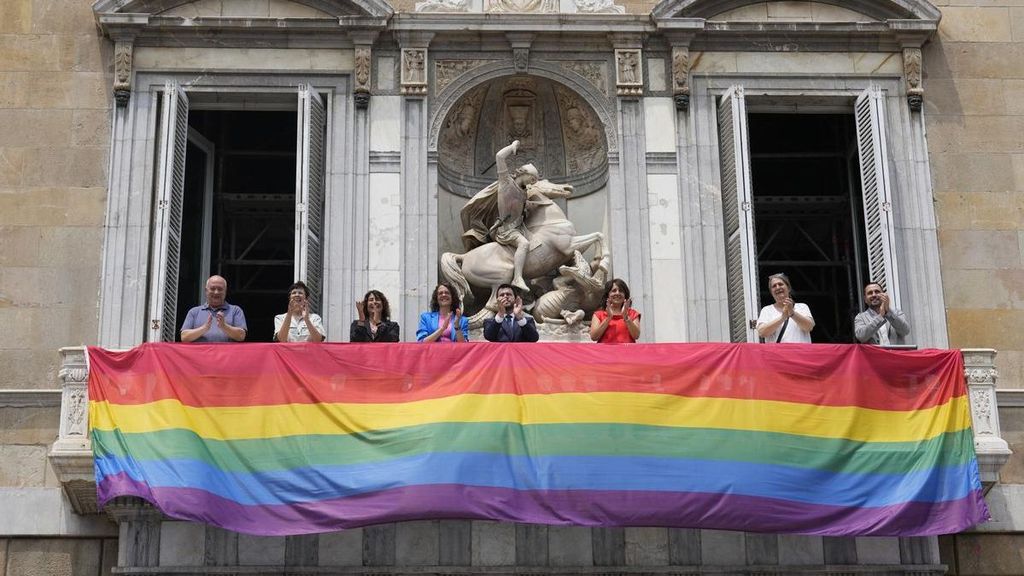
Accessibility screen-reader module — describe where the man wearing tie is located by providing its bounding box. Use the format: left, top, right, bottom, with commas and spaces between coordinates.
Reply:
483, 283, 540, 343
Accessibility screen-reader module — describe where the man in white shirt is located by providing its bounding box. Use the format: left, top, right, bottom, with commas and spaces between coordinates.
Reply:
854, 282, 910, 345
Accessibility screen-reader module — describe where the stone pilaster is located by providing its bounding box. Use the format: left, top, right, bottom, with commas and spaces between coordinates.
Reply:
398, 33, 435, 337
48, 346, 98, 514
963, 348, 1013, 487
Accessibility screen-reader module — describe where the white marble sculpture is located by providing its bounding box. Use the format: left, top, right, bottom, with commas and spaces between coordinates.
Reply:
441, 151, 609, 329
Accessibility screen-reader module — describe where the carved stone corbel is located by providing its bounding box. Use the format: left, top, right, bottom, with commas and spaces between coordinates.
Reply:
671, 46, 690, 110
401, 48, 428, 95
113, 40, 134, 107
506, 33, 534, 75
903, 47, 923, 111
354, 46, 372, 109
614, 48, 643, 97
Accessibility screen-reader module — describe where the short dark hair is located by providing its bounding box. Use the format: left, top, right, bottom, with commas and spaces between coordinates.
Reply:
600, 278, 631, 310
496, 283, 517, 296
288, 281, 309, 298
362, 289, 391, 321
864, 281, 884, 293
430, 282, 462, 312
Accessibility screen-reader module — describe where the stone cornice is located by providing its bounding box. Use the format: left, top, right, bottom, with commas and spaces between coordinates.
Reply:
391, 12, 652, 34
0, 389, 62, 408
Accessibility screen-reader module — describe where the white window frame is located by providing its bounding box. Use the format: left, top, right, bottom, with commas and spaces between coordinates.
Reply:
98, 74, 350, 347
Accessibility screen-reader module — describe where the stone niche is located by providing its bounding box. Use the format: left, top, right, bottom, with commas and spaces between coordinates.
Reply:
436, 75, 610, 301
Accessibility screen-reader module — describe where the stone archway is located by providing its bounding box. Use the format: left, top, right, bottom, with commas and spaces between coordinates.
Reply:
436, 75, 609, 200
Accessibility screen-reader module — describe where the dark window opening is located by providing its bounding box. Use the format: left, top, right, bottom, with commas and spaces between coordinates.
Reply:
177, 110, 297, 342
747, 113, 870, 343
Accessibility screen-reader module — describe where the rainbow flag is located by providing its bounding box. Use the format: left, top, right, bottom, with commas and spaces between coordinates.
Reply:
89, 342, 988, 536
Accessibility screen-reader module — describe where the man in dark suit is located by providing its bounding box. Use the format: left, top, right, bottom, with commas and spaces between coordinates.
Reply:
483, 283, 540, 343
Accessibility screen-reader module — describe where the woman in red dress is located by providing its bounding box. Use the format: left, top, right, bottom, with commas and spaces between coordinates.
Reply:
589, 278, 641, 343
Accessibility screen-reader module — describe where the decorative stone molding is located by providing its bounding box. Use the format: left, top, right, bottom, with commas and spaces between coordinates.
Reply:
671, 46, 690, 110
575, 0, 625, 14
0, 389, 61, 407
113, 40, 133, 107
614, 49, 643, 96
49, 346, 100, 514
963, 348, 1012, 488
561, 61, 609, 96
902, 47, 923, 111
506, 33, 534, 74
416, 0, 469, 12
401, 48, 428, 95
486, 0, 557, 12
354, 46, 372, 108
436, 59, 491, 94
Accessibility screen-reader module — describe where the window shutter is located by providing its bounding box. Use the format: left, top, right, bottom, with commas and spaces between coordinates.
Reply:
718, 86, 760, 343
147, 82, 189, 342
295, 85, 327, 314
855, 86, 902, 309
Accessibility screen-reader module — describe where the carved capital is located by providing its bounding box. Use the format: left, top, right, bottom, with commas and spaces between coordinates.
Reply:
113, 41, 133, 107
903, 47, 923, 111
401, 48, 428, 95
614, 49, 643, 97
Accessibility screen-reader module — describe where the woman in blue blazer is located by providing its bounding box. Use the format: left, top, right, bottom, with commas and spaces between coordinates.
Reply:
417, 282, 470, 342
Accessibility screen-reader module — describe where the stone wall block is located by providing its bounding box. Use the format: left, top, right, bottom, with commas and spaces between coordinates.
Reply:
471, 521, 515, 566
777, 535, 823, 565
938, 7, 1013, 43
318, 529, 362, 566
0, 444, 47, 486
158, 522, 204, 567
395, 520, 438, 565
699, 530, 744, 566
0, 350, 58, 390
0, 0, 31, 34
951, 534, 1024, 575
7, 538, 102, 576
0, 35, 63, 72
0, 110, 73, 147
0, 405, 58, 445
624, 527, 669, 565
438, 520, 471, 565
0, 148, 27, 187
238, 534, 286, 566
547, 526, 592, 566
938, 230, 1022, 270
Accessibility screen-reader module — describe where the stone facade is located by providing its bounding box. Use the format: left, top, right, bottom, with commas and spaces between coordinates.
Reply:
0, 0, 1023, 575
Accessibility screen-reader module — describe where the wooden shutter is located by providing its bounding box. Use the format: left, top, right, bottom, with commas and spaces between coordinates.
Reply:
855, 86, 902, 309
718, 86, 759, 343
295, 85, 327, 313
147, 82, 189, 342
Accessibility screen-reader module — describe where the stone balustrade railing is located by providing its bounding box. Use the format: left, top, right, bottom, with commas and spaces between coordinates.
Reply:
48, 345, 1014, 515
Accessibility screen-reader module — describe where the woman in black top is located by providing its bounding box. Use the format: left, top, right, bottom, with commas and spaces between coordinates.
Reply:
350, 290, 400, 342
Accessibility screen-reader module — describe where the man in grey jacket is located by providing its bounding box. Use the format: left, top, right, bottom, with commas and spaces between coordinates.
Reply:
854, 282, 910, 345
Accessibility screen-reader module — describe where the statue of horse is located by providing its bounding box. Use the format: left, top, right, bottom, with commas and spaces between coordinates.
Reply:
440, 179, 607, 325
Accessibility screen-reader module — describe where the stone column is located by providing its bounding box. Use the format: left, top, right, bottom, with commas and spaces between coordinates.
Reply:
399, 33, 435, 337
963, 348, 1013, 485
608, 35, 653, 338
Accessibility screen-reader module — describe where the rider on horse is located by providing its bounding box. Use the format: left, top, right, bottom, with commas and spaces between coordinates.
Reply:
461, 140, 538, 292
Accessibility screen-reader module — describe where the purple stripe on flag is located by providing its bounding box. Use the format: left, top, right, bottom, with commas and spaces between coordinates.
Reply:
98, 473, 989, 537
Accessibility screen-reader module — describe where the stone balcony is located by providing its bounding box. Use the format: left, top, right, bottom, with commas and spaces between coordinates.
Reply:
45, 345, 1014, 575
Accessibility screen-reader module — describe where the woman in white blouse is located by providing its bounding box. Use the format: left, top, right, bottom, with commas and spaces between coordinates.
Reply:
755, 273, 815, 343
273, 281, 325, 342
